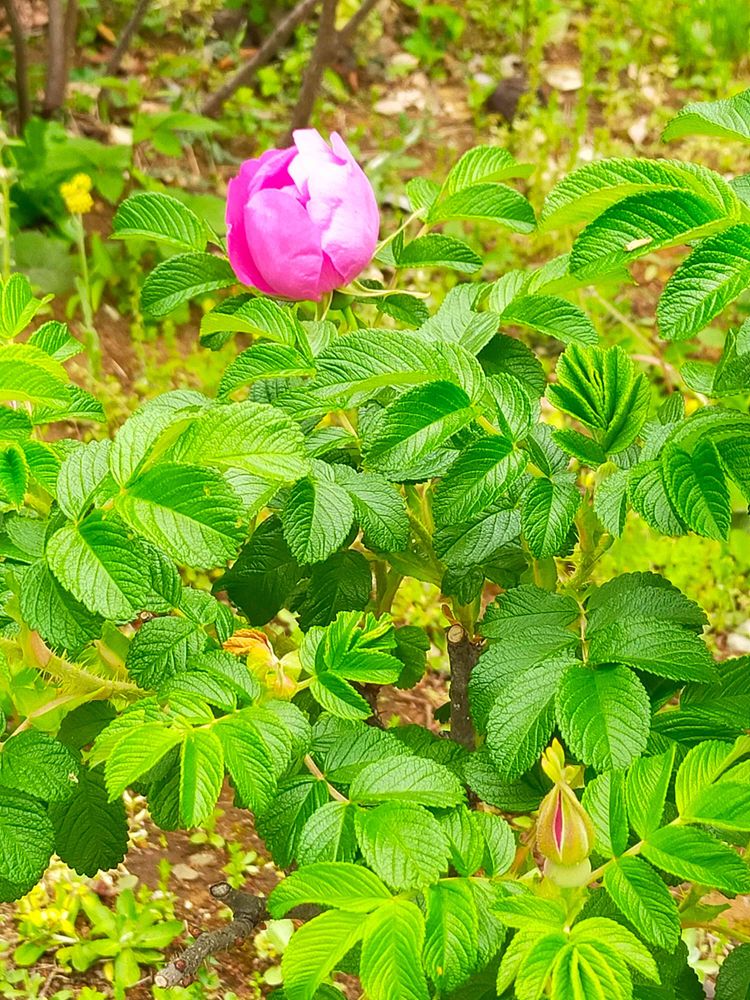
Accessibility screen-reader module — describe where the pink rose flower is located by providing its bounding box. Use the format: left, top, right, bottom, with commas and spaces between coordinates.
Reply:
225, 130, 380, 301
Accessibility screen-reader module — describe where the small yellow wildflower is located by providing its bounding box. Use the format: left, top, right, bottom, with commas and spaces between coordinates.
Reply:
60, 173, 94, 215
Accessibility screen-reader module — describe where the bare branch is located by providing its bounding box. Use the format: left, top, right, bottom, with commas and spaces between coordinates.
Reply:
285, 0, 338, 140
104, 0, 151, 75
1, 0, 31, 130
447, 624, 482, 750
337, 0, 381, 45
201, 0, 319, 119
43, 0, 77, 116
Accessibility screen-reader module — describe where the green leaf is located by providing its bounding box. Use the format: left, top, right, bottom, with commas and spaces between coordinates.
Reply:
356, 801, 450, 890
0, 274, 51, 338
0, 730, 79, 802
570, 189, 732, 279
553, 941, 632, 1000
486, 657, 569, 779
663, 90, 750, 143
432, 436, 525, 526
110, 389, 209, 487
488, 372, 536, 441
116, 462, 244, 567
395, 235, 482, 273
0, 788, 55, 900
104, 723, 183, 799
360, 898, 430, 1000
0, 442, 28, 506
283, 470, 355, 564
332, 467, 409, 552
481, 585, 579, 640
684, 783, 750, 832
587, 572, 707, 633
215, 715, 275, 813
311, 673, 371, 720
296, 801, 357, 864
603, 856, 680, 950
556, 664, 651, 771
629, 460, 686, 536
587, 618, 717, 683
178, 729, 224, 826
547, 345, 650, 454
113, 192, 209, 251
626, 748, 676, 839
674, 737, 750, 815
522, 474, 580, 558
442, 146, 532, 194
581, 771, 628, 857
173, 399, 310, 483
19, 560, 103, 655
140, 252, 236, 317
47, 511, 153, 620
296, 550, 373, 630
365, 380, 476, 478
540, 158, 736, 230
125, 616, 204, 690
201, 295, 303, 345
349, 756, 465, 808
593, 467, 628, 537
407, 177, 440, 213
219, 344, 314, 397
56, 439, 113, 520
657, 224, 750, 341
502, 295, 598, 346
424, 879, 479, 993
217, 516, 305, 626
428, 183, 535, 232
715, 943, 750, 1000
642, 825, 750, 895
571, 917, 659, 982
281, 908, 366, 1000
0, 343, 70, 409
48, 768, 128, 877
473, 811, 516, 875
493, 893, 567, 932
662, 440, 730, 540
269, 862, 391, 917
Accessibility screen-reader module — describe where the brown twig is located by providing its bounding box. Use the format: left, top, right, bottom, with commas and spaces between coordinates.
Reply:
104, 0, 151, 75
337, 0, 381, 45
155, 882, 320, 988
1, 0, 31, 130
285, 0, 338, 140
447, 624, 482, 750
43, 0, 77, 115
201, 0, 319, 118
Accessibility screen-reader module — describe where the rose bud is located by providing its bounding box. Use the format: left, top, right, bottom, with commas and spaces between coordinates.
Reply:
536, 740, 595, 886
226, 130, 380, 301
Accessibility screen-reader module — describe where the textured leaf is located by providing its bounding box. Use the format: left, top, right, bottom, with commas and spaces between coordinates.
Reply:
442, 146, 532, 194
684, 783, 750, 832
360, 898, 430, 1000
0, 442, 28, 506
173, 399, 309, 483
333, 467, 409, 551
424, 879, 479, 993
557, 663, 650, 770
642, 825, 750, 894
581, 771, 628, 857
522, 474, 580, 558
603, 856, 680, 950
201, 294, 303, 345
433, 435, 524, 525
47, 511, 153, 620
269, 862, 391, 917
117, 462, 244, 567
0, 730, 79, 802
395, 235, 482, 273
178, 729, 225, 826
365, 381, 475, 478
296, 550, 373, 629
48, 768, 128, 876
296, 802, 358, 865
570, 917, 659, 982
282, 908, 366, 1000
113, 192, 208, 250
552, 941, 632, 1000
593, 467, 628, 536
104, 723, 183, 799
356, 802, 450, 890
27, 320, 81, 362
428, 183, 535, 232
587, 572, 707, 633
662, 440, 731, 540
0, 788, 55, 899
657, 224, 750, 341
715, 943, 750, 1000
674, 737, 750, 815
486, 658, 569, 779
588, 618, 717, 682
56, 439, 113, 520
502, 295, 598, 346
626, 747, 675, 839
125, 616, 204, 690
663, 90, 750, 143
219, 344, 315, 397
349, 756, 464, 808
140, 252, 236, 317
629, 460, 686, 536
481, 585, 580, 640
19, 560, 103, 655
283, 471, 355, 564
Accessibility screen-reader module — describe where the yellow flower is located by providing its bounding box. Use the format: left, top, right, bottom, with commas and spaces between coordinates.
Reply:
60, 173, 94, 215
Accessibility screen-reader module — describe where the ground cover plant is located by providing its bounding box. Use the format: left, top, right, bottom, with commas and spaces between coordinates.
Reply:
1, 58, 750, 1000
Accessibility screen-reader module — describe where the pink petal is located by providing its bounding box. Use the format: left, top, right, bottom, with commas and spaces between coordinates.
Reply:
245, 188, 326, 300
226, 164, 274, 292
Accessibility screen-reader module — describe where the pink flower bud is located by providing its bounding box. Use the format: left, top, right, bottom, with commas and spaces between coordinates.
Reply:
537, 782, 595, 868
226, 130, 380, 301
